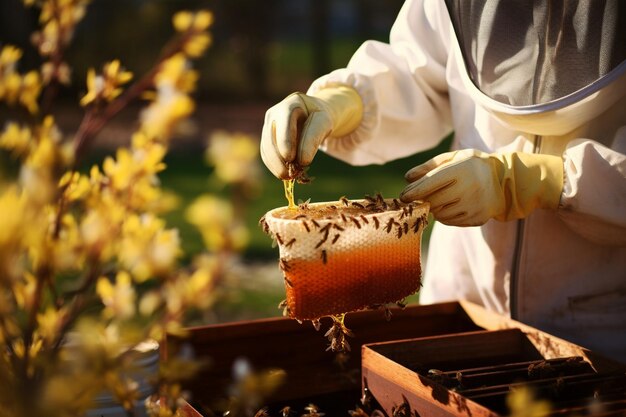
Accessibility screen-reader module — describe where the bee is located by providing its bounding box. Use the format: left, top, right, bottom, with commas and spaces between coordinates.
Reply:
352, 202, 365, 209
311, 320, 321, 331
278, 299, 290, 316
298, 199, 311, 210
415, 215, 428, 232
259, 216, 270, 234
359, 215, 369, 224
275, 233, 284, 245
350, 216, 361, 229
285, 238, 296, 248
361, 386, 373, 407
320, 224, 331, 239
333, 224, 344, 231
284, 276, 293, 287
331, 234, 340, 244
385, 218, 395, 233
391, 401, 411, 417
254, 408, 269, 417
372, 216, 380, 229
316, 229, 329, 247
301, 220, 311, 232
339, 196, 350, 206
303, 404, 325, 417
427, 368, 449, 384
411, 219, 421, 233
348, 407, 370, 417
396, 225, 403, 239
403, 222, 409, 234
295, 214, 307, 220
321, 250, 328, 264
279, 258, 291, 272
310, 218, 320, 229
392, 198, 401, 210
407, 204, 414, 217
384, 306, 393, 322
329, 205, 338, 210
340, 213, 348, 222
455, 371, 464, 386
364, 194, 376, 203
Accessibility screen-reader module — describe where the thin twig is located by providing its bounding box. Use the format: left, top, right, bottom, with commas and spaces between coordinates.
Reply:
71, 30, 194, 163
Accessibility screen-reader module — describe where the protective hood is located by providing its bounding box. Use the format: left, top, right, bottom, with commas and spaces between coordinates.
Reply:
444, 0, 626, 107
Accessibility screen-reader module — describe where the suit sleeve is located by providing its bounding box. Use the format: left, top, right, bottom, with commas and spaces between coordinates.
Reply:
558, 132, 626, 246
307, 0, 453, 166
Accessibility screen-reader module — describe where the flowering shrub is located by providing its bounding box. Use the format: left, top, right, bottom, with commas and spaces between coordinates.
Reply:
186, 130, 263, 254
0, 1, 254, 416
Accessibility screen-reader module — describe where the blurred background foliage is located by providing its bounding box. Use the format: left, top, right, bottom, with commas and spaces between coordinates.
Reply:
1, 0, 406, 101
1, 0, 451, 321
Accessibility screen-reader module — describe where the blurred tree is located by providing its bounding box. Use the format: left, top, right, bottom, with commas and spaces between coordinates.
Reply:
218, 0, 279, 99
311, 0, 330, 78
0, 0, 404, 102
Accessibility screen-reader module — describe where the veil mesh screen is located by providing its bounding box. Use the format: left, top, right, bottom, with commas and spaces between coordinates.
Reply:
445, 0, 626, 106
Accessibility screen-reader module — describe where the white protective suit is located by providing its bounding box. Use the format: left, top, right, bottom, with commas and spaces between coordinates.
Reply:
308, 0, 626, 362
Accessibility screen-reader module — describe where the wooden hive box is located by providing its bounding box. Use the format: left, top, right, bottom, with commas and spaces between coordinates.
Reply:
165, 301, 483, 414
362, 302, 626, 416
168, 301, 625, 416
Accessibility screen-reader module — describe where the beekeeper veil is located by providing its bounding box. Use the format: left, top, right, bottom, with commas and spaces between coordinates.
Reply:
444, 0, 626, 107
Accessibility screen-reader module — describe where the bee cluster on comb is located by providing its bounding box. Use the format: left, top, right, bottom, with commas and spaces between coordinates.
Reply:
260, 195, 429, 351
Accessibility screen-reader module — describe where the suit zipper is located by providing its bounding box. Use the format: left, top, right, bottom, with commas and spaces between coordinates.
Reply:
510, 135, 542, 320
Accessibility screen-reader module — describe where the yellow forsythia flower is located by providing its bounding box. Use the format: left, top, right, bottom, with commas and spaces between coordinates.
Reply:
507, 386, 551, 417
59, 171, 91, 202
185, 195, 249, 251
0, 44, 22, 66
19, 70, 42, 113
0, 122, 31, 156
103, 59, 133, 100
80, 68, 101, 106
184, 33, 212, 58
13, 272, 38, 310
206, 130, 261, 186
97, 271, 136, 320
118, 214, 181, 282
81, 60, 132, 106
172, 11, 194, 32
172, 10, 213, 32
36, 306, 68, 344
155, 53, 198, 94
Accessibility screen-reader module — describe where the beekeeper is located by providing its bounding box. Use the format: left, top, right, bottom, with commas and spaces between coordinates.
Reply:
260, 0, 626, 362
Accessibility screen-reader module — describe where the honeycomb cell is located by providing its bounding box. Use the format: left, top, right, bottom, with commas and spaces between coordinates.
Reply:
263, 199, 429, 321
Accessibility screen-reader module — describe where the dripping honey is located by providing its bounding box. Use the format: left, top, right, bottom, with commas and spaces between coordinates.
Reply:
283, 179, 296, 209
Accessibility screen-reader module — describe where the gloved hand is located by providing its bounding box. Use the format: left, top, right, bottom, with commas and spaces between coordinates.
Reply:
399, 149, 564, 226
260, 86, 363, 179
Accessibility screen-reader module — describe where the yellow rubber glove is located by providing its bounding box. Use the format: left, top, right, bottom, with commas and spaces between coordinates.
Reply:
260, 86, 363, 179
399, 149, 564, 226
